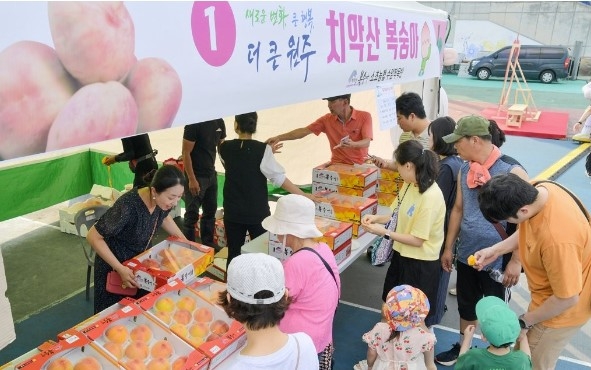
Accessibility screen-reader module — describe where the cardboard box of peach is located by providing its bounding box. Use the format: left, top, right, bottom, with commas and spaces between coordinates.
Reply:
15, 329, 120, 370
311, 181, 377, 198
123, 237, 214, 292
81, 301, 208, 370
313, 191, 378, 224
137, 279, 246, 369
313, 162, 378, 189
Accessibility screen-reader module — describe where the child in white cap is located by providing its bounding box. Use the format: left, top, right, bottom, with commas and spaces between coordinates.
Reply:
218, 253, 319, 369
355, 285, 436, 370
455, 296, 532, 369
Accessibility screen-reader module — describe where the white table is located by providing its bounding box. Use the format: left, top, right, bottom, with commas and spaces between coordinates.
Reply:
241, 205, 391, 273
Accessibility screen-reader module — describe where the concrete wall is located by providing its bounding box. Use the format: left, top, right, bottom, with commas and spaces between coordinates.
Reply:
421, 1, 591, 76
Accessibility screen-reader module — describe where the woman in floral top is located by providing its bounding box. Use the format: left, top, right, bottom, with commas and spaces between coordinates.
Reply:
354, 285, 436, 370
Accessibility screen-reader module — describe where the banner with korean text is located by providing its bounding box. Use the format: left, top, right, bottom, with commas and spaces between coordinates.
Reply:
0, 1, 447, 161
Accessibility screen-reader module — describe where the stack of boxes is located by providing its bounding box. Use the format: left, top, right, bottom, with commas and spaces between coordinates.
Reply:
375, 167, 405, 207
312, 162, 379, 238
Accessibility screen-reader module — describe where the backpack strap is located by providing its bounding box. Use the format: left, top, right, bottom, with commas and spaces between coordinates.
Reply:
532, 180, 590, 221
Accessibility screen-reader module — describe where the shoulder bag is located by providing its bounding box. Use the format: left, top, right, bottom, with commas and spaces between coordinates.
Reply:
370, 184, 410, 266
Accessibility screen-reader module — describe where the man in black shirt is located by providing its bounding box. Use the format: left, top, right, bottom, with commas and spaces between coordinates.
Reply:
182, 119, 226, 246
103, 133, 158, 188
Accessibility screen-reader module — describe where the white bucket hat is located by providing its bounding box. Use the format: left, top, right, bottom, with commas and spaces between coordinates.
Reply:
262, 194, 322, 238
227, 253, 285, 305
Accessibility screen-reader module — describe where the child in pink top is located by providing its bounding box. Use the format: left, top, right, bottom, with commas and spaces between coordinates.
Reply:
355, 285, 436, 370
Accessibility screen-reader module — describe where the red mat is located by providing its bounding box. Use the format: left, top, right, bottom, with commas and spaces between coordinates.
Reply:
480, 107, 569, 139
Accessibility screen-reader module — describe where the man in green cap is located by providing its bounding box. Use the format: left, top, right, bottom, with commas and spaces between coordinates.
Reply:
435, 115, 529, 366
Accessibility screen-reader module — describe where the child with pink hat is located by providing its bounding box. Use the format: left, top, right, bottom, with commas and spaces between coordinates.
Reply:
354, 285, 436, 370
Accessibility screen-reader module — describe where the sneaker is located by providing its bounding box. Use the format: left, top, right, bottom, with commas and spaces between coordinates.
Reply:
573, 133, 591, 143
435, 342, 461, 366
448, 288, 457, 296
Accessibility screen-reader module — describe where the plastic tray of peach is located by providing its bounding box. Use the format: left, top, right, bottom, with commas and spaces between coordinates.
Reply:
89, 312, 196, 370
19, 339, 119, 370
144, 289, 238, 350
139, 242, 210, 274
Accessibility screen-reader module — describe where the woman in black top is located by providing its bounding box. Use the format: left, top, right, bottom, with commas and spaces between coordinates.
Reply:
87, 165, 186, 313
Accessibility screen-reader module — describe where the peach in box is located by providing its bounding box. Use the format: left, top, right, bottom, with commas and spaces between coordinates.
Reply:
314, 217, 353, 251
123, 237, 214, 292
314, 191, 378, 223
15, 329, 120, 370
136, 278, 245, 369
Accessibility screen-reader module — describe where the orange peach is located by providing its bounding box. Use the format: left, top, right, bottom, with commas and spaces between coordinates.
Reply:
206, 333, 221, 342
187, 336, 204, 348
154, 297, 175, 312
193, 307, 213, 323
103, 341, 123, 360
143, 258, 161, 269
188, 322, 209, 338
210, 320, 230, 336
171, 357, 187, 370
130, 324, 153, 342
147, 358, 171, 370
169, 323, 188, 338
153, 310, 172, 325
125, 359, 147, 370
73, 356, 101, 370
47, 358, 74, 370
150, 340, 174, 359
176, 296, 196, 312
105, 324, 129, 344
125, 340, 149, 360
172, 309, 192, 325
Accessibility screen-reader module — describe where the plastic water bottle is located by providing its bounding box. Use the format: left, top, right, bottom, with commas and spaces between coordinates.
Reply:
487, 268, 505, 283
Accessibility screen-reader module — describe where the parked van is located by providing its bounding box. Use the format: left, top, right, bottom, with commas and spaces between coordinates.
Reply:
468, 45, 570, 83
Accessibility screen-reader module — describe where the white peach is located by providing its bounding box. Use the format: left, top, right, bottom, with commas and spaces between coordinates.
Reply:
46, 81, 138, 151
48, 2, 135, 85
124, 58, 182, 133
0, 41, 76, 159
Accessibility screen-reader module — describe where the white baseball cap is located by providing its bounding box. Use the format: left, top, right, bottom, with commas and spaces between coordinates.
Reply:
226, 253, 286, 305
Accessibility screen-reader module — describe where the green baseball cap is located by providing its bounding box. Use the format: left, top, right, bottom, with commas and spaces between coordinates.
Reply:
442, 115, 490, 143
476, 296, 520, 347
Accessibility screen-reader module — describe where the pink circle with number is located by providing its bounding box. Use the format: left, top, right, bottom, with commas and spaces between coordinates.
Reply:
191, 1, 236, 67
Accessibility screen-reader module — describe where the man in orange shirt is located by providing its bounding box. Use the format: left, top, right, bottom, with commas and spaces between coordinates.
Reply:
474, 173, 591, 370
266, 94, 372, 165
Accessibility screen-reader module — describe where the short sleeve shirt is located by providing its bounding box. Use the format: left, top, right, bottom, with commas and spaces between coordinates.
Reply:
307, 108, 372, 165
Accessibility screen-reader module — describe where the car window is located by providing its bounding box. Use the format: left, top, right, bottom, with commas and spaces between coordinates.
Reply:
521, 48, 540, 59
540, 48, 564, 59
497, 49, 511, 58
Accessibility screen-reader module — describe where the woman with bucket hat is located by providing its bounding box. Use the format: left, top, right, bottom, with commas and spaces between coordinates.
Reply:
354, 285, 436, 370
262, 194, 341, 370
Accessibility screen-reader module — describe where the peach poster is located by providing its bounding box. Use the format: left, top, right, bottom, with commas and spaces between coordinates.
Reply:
0, 1, 445, 161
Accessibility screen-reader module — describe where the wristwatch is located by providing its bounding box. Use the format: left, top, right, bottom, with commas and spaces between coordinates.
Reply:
383, 232, 390, 240
518, 314, 533, 329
